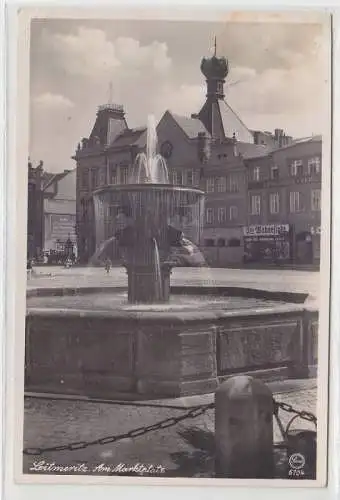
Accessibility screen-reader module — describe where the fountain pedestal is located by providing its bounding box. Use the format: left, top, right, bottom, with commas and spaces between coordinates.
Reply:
126, 264, 172, 303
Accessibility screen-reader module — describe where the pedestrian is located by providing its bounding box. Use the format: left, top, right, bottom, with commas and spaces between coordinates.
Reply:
105, 258, 112, 274
65, 257, 72, 269
27, 259, 33, 279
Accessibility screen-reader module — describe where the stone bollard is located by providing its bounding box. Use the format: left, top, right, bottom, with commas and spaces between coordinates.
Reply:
215, 375, 274, 478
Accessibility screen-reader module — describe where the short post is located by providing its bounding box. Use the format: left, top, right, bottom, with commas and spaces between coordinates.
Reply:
215, 375, 274, 478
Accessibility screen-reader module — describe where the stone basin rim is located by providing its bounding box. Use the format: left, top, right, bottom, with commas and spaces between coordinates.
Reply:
26, 285, 310, 304
26, 303, 315, 322
92, 183, 205, 196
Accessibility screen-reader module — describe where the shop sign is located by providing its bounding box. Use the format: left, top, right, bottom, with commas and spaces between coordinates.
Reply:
243, 224, 290, 237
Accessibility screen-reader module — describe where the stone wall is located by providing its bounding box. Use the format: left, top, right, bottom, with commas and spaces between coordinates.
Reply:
25, 306, 318, 399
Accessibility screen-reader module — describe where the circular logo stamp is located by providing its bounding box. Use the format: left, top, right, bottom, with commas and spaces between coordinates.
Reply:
288, 453, 305, 470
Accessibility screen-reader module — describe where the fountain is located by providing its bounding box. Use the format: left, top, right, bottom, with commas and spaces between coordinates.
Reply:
92, 115, 205, 304
25, 115, 318, 400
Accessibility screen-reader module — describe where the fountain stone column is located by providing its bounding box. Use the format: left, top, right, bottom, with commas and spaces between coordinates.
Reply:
126, 262, 172, 304
118, 197, 176, 303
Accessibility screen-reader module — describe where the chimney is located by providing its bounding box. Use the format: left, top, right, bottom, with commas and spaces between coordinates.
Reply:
197, 132, 211, 164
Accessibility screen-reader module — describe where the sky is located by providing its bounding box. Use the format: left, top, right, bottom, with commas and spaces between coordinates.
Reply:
29, 17, 329, 173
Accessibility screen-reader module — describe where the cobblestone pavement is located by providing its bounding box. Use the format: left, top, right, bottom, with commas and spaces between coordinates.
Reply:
23, 379, 317, 478
27, 266, 320, 304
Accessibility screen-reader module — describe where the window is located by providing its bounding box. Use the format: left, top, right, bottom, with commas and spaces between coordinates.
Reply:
216, 176, 226, 192
186, 170, 193, 186
308, 157, 321, 175
99, 167, 106, 186
269, 193, 280, 214
206, 208, 214, 224
217, 82, 223, 93
290, 191, 303, 212
290, 160, 303, 177
109, 205, 117, 217
119, 166, 129, 184
251, 195, 261, 215
81, 169, 89, 188
109, 164, 117, 184
229, 205, 238, 220
91, 169, 98, 189
193, 170, 200, 186
271, 166, 279, 180
175, 171, 183, 185
229, 174, 239, 192
206, 177, 215, 193
228, 238, 241, 247
217, 238, 225, 247
253, 167, 260, 181
204, 239, 215, 247
218, 207, 226, 223
311, 189, 321, 211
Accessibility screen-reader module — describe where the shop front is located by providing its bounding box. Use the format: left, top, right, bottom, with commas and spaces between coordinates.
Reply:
293, 225, 321, 265
310, 225, 321, 262
243, 224, 292, 264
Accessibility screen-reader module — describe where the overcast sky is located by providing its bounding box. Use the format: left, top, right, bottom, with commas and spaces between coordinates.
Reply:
29, 17, 329, 173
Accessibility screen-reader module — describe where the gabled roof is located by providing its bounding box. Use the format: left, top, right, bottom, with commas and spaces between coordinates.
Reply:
41, 172, 54, 188
107, 117, 127, 145
198, 98, 254, 144
238, 142, 273, 160
110, 127, 147, 148
43, 171, 70, 191
270, 134, 322, 153
219, 101, 254, 144
170, 112, 208, 138
291, 135, 322, 144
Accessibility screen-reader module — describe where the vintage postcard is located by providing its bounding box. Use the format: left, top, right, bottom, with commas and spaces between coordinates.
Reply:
7, 6, 332, 488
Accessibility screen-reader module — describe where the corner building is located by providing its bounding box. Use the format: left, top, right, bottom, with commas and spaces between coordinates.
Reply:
244, 136, 322, 265
73, 47, 292, 265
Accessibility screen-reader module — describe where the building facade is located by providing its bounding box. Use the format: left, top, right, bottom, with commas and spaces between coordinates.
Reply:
245, 136, 322, 265
73, 46, 296, 266
27, 160, 45, 259
43, 169, 77, 256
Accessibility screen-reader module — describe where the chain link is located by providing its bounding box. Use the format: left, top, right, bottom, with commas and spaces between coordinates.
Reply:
23, 396, 316, 457
273, 399, 317, 426
23, 402, 214, 456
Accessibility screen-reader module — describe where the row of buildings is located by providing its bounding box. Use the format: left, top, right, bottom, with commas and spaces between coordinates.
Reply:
72, 46, 322, 267
27, 160, 77, 262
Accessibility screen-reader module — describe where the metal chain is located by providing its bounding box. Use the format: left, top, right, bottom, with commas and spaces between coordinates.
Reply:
23, 402, 215, 456
23, 397, 316, 456
273, 399, 317, 425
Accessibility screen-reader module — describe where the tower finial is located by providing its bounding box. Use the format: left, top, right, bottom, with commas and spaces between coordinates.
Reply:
214, 36, 217, 56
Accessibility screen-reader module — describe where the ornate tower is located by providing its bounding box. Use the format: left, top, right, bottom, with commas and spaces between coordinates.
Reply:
200, 37, 229, 101
198, 38, 254, 144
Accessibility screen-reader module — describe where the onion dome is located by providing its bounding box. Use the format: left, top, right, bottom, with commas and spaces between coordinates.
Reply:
200, 55, 229, 80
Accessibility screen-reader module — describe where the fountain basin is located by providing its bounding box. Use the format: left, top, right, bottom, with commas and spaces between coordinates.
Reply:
25, 287, 318, 400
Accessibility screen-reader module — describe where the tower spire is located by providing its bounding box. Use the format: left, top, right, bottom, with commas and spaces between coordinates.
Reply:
108, 81, 113, 104
214, 36, 217, 56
